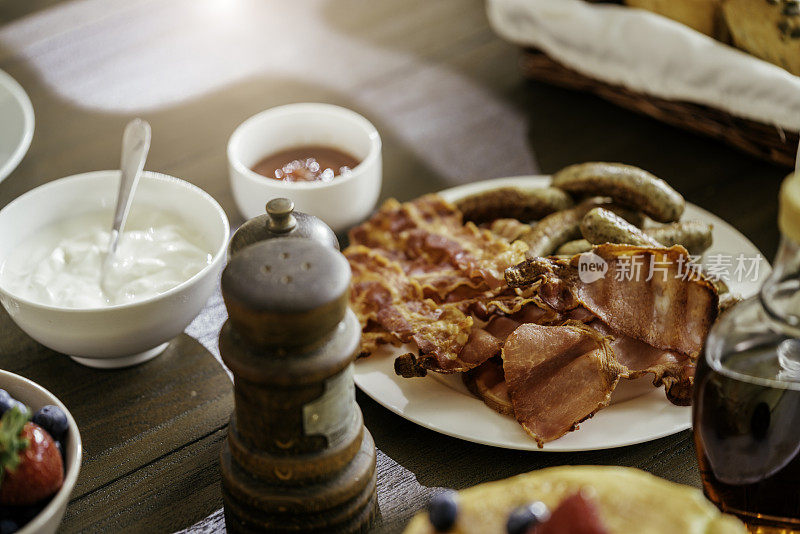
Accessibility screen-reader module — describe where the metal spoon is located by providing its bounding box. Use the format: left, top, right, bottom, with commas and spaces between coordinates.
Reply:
101, 118, 151, 292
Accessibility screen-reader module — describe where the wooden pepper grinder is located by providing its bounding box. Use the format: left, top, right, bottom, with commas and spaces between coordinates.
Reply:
219, 236, 377, 533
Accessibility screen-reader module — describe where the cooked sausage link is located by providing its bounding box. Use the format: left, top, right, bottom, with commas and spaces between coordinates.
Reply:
519, 197, 605, 258
555, 239, 593, 256
580, 207, 662, 247
552, 162, 685, 223
456, 186, 573, 224
644, 221, 713, 256
605, 205, 645, 228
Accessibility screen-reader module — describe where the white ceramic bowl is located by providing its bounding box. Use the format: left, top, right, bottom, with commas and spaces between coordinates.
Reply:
0, 369, 82, 534
0, 69, 34, 183
228, 103, 382, 233
0, 171, 230, 368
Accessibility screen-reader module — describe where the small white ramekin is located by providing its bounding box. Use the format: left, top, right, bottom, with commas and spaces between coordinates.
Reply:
227, 103, 382, 233
0, 171, 230, 368
0, 369, 82, 534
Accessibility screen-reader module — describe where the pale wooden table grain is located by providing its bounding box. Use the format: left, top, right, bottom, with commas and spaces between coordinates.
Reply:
0, 1, 787, 532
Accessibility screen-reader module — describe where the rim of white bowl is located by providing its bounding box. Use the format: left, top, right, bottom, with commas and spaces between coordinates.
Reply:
0, 170, 230, 313
0, 69, 35, 183
0, 369, 82, 534
227, 102, 381, 190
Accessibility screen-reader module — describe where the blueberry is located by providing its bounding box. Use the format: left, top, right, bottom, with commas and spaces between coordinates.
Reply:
0, 519, 18, 534
0, 391, 24, 416
427, 489, 458, 531
506, 502, 550, 534
32, 405, 68, 441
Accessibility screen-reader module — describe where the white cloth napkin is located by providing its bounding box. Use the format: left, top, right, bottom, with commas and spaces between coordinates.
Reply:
487, 0, 800, 131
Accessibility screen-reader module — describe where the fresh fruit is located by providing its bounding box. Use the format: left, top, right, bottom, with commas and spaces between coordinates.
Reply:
428, 489, 459, 531
506, 501, 550, 534
0, 408, 28, 481
536, 492, 609, 534
0, 392, 26, 418
0, 394, 69, 531
32, 405, 68, 442
0, 408, 64, 506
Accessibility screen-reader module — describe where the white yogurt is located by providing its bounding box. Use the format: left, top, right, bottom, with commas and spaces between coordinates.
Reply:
0, 207, 213, 308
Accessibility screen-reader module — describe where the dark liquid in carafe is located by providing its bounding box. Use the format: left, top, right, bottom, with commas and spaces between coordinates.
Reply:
694, 346, 800, 530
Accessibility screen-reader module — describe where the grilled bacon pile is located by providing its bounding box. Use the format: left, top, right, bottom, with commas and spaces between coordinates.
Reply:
346, 195, 537, 373
345, 194, 719, 447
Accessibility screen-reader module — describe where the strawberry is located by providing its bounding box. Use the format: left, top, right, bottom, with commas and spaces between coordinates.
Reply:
533, 492, 609, 534
0, 407, 64, 506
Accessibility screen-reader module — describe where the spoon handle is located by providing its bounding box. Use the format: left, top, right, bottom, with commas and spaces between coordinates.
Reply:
108, 118, 151, 256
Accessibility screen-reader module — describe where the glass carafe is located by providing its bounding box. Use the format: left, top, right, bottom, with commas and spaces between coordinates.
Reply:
694, 172, 800, 533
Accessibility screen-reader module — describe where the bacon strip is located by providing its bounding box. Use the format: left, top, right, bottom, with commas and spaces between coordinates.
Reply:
502, 323, 622, 447
506, 244, 718, 357
463, 357, 514, 416
346, 246, 474, 371
588, 320, 695, 405
351, 195, 528, 295
485, 218, 531, 242
346, 195, 538, 373
466, 315, 695, 419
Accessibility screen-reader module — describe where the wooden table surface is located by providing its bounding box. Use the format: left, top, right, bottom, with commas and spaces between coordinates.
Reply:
0, 1, 788, 533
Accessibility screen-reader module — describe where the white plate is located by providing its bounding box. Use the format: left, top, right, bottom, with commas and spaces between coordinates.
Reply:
0, 69, 34, 182
354, 175, 770, 451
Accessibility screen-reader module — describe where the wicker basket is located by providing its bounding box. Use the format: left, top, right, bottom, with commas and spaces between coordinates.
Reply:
518, 3, 799, 167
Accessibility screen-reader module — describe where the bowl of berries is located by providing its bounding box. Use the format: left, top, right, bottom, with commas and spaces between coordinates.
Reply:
0, 370, 81, 534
